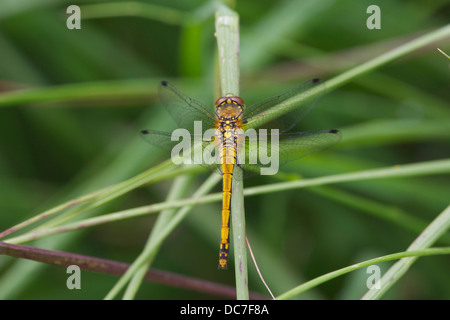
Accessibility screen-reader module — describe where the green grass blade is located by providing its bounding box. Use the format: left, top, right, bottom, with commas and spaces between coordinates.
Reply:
104, 173, 221, 300
123, 174, 195, 299
325, 23, 450, 92
4, 158, 449, 246
246, 23, 450, 129
276, 247, 450, 300
81, 2, 185, 25
361, 204, 450, 300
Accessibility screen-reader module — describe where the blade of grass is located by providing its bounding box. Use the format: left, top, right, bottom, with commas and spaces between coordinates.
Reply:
275, 247, 450, 300
104, 173, 221, 300
35, 161, 185, 230
0, 78, 160, 107
0, 88, 190, 298
307, 186, 428, 235
0, 158, 188, 242
325, 23, 450, 92
81, 1, 185, 25
246, 23, 450, 130
276, 204, 450, 299
4, 158, 450, 245
0, 158, 180, 239
437, 47, 450, 59
244, 158, 450, 197
123, 174, 195, 299
3, 166, 201, 245
361, 204, 450, 299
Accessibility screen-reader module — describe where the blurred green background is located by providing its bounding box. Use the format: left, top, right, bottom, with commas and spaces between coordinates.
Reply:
0, 0, 449, 299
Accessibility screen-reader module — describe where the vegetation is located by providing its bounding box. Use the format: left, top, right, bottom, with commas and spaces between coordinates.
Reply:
0, 0, 449, 299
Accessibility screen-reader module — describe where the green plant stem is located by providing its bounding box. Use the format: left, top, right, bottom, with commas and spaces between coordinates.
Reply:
230, 174, 248, 298
104, 173, 221, 300
308, 186, 428, 235
123, 174, 194, 299
437, 48, 450, 60
0, 187, 107, 239
1, 26, 446, 111
0, 79, 160, 107
244, 158, 450, 196
361, 204, 450, 299
325, 23, 450, 92
215, 5, 248, 300
215, 7, 240, 96
276, 247, 450, 300
5, 158, 450, 245
0, 159, 199, 242
246, 23, 450, 129
81, 1, 185, 25
277, 204, 450, 299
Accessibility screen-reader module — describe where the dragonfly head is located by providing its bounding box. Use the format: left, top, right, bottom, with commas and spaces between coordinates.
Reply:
214, 94, 245, 122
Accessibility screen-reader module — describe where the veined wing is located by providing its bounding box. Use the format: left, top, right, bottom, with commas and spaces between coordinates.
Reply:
140, 130, 181, 152
245, 78, 326, 132
159, 81, 217, 131
140, 129, 218, 169
141, 129, 341, 176
239, 129, 341, 175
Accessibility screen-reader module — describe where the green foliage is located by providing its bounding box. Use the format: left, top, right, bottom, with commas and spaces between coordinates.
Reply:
0, 0, 449, 299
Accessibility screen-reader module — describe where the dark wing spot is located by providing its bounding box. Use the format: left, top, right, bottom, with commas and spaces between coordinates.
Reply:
329, 129, 339, 134
141, 130, 149, 134
312, 78, 321, 83
161, 80, 168, 86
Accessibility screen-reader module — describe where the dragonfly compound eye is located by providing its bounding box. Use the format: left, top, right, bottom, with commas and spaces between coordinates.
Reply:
231, 96, 245, 105
215, 97, 228, 107
214, 95, 245, 107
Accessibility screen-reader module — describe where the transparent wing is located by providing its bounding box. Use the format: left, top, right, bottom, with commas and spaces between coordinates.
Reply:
140, 129, 341, 176
239, 129, 341, 175
159, 81, 217, 131
140, 130, 180, 152
245, 78, 325, 132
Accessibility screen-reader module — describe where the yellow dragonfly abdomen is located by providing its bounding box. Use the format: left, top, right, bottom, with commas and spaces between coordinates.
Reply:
216, 95, 246, 270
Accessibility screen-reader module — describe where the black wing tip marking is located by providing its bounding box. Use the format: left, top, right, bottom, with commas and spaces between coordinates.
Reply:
328, 129, 339, 134
312, 78, 321, 83
161, 80, 168, 86
140, 129, 170, 135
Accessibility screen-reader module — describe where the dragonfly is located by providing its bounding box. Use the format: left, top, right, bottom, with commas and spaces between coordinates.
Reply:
141, 79, 341, 270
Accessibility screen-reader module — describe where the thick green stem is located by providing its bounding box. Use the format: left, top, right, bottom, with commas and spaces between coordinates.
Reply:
215, 6, 248, 300
215, 7, 240, 96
